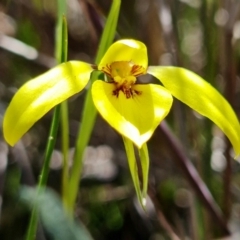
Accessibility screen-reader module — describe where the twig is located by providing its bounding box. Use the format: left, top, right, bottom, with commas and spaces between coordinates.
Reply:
158, 121, 230, 236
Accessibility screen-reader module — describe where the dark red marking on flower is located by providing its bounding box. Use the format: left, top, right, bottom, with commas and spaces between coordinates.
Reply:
131, 65, 145, 77
101, 61, 145, 99
113, 86, 142, 99
101, 64, 112, 76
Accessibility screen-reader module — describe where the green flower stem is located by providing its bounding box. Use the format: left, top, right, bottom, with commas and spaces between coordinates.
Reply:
68, 78, 98, 212
67, 0, 121, 213
26, 2, 67, 238
39, 106, 61, 187
60, 100, 70, 209
26, 105, 61, 240
94, 0, 121, 64
58, 16, 70, 211
53, 0, 69, 211
25, 208, 38, 240
55, 0, 67, 63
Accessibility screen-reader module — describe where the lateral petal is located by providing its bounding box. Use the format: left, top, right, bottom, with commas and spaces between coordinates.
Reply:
92, 80, 173, 148
148, 66, 240, 156
3, 61, 93, 146
98, 39, 148, 70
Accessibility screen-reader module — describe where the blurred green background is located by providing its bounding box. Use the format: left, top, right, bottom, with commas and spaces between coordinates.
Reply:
0, 0, 240, 239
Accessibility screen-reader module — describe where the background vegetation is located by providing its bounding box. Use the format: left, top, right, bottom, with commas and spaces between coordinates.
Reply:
0, 0, 240, 239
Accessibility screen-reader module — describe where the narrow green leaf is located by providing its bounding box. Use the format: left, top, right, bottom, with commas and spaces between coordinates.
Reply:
138, 143, 150, 204
55, 0, 67, 62
26, 11, 70, 240
3, 61, 93, 146
68, 72, 99, 210
60, 15, 68, 63
122, 136, 144, 207
148, 66, 240, 156
59, 15, 71, 211
68, 0, 121, 212
95, 0, 121, 64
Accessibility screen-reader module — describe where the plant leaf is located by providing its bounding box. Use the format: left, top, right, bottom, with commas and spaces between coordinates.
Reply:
68, 0, 121, 209
95, 0, 121, 64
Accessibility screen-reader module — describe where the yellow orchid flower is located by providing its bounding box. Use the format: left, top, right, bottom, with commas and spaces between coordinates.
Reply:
3, 39, 240, 156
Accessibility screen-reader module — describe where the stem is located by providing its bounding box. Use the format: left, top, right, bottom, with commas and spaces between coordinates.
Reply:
68, 88, 97, 213
67, 0, 121, 213
58, 15, 70, 211
61, 100, 69, 209
26, 1, 67, 238
26, 106, 61, 240
158, 121, 230, 236
39, 107, 61, 187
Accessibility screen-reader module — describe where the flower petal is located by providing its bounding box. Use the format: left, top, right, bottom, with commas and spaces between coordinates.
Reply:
148, 66, 240, 156
98, 39, 148, 70
92, 81, 173, 148
4, 61, 93, 146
